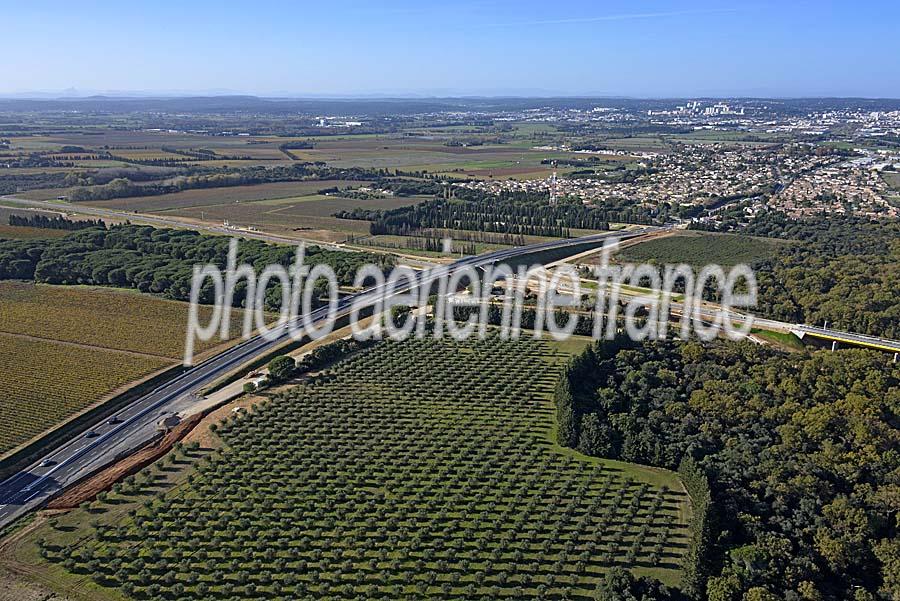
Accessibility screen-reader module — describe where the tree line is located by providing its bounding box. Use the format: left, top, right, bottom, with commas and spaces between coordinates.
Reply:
65, 164, 422, 202
353, 192, 616, 238
0, 224, 392, 311
8, 214, 104, 231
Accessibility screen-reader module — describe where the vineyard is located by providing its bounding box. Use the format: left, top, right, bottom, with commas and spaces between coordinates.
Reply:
616, 231, 788, 267
0, 282, 248, 455
0, 282, 245, 360
43, 336, 691, 599
0, 334, 168, 455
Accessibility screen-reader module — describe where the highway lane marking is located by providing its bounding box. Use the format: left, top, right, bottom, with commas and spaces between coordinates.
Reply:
0, 470, 34, 491
15, 335, 286, 493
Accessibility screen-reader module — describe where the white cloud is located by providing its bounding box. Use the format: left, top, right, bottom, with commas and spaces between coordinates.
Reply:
481, 8, 741, 28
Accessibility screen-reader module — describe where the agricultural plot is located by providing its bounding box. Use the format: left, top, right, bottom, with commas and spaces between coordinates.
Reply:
0, 282, 244, 360
111, 149, 189, 161
0, 282, 248, 455
0, 334, 169, 455
231, 192, 426, 217
404, 150, 637, 181
303, 136, 563, 174
166, 194, 427, 241
83, 180, 373, 212
7, 131, 281, 154
616, 231, 789, 267
47, 336, 691, 599
406, 161, 560, 181
0, 223, 70, 240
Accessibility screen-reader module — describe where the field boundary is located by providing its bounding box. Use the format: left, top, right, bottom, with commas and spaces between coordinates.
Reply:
0, 334, 243, 482
0, 330, 176, 361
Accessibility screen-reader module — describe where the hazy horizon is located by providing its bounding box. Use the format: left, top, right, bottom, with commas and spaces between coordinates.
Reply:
4, 90, 900, 101
5, 0, 900, 99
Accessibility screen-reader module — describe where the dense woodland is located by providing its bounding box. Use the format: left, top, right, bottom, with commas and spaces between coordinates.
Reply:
556, 339, 899, 601
0, 170, 69, 194
747, 212, 900, 338
0, 225, 392, 310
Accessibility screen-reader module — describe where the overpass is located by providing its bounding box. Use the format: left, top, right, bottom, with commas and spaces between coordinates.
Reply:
3, 224, 896, 529
0, 228, 651, 529
790, 324, 900, 356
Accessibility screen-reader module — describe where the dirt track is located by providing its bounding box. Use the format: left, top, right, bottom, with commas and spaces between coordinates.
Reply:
0, 512, 73, 601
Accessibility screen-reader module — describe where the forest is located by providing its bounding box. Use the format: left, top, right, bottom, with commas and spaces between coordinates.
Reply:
747, 212, 900, 338
556, 338, 899, 601
0, 225, 392, 310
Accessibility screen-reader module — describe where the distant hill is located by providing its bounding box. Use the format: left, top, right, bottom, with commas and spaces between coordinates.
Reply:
1, 95, 899, 115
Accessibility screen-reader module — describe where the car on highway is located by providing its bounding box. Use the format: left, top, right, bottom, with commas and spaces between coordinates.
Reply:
38, 460, 56, 468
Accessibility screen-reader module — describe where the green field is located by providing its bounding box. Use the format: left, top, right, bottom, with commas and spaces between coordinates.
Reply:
32, 336, 690, 599
751, 328, 806, 351
617, 231, 790, 267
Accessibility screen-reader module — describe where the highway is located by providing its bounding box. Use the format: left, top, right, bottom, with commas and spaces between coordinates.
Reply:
791, 324, 900, 354
0, 228, 647, 529
3, 219, 897, 529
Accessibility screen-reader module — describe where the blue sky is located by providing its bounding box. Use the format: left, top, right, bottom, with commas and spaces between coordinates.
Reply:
4, 1, 899, 97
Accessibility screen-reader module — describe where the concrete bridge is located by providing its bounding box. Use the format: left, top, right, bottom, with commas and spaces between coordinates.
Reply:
790, 324, 900, 359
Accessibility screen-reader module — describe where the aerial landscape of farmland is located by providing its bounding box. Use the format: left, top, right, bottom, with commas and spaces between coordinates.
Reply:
1, 2, 899, 601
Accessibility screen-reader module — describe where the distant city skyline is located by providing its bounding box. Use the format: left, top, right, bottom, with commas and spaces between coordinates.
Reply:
4, 0, 900, 98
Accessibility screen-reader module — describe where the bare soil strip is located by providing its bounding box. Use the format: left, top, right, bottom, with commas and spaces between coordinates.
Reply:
47, 413, 203, 510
